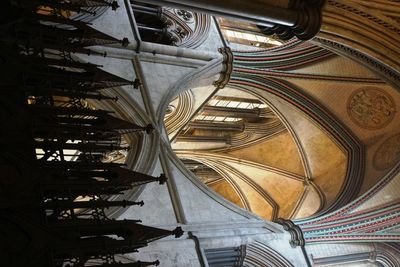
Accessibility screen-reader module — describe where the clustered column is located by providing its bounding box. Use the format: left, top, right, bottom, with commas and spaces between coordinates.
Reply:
135, 0, 326, 40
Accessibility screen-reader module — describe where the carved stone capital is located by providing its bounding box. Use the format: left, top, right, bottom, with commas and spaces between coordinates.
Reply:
213, 47, 233, 89
260, 0, 326, 40
275, 218, 305, 248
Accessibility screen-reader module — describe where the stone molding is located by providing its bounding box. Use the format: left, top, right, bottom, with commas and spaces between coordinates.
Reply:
275, 219, 306, 248
161, 7, 211, 48
213, 47, 234, 89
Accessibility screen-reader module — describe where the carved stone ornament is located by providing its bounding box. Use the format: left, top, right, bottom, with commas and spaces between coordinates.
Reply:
213, 47, 234, 89
347, 87, 396, 130
373, 133, 400, 170
275, 218, 305, 248
175, 9, 194, 23
161, 8, 211, 48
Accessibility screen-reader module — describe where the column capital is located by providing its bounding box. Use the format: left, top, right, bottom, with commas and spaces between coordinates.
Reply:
214, 47, 233, 89
274, 218, 305, 248
260, 0, 326, 40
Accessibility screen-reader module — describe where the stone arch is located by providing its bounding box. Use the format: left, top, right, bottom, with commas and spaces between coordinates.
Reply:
244, 241, 295, 267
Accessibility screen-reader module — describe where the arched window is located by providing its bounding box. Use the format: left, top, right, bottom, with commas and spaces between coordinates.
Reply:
217, 18, 283, 49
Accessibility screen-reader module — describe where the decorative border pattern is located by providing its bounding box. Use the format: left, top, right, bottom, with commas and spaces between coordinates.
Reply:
327, 0, 400, 34
313, 37, 400, 88
297, 162, 400, 243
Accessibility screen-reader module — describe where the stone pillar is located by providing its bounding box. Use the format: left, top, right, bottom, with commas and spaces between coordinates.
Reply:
136, 0, 326, 40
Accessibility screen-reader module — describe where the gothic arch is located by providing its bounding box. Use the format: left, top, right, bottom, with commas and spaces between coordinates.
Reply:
169, 84, 330, 220
310, 243, 400, 266
164, 90, 195, 135
229, 74, 364, 216
376, 243, 400, 267
244, 241, 294, 267
156, 56, 224, 127
85, 87, 160, 217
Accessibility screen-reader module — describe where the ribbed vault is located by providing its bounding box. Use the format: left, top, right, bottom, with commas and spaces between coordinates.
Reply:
165, 83, 347, 220
164, 35, 400, 221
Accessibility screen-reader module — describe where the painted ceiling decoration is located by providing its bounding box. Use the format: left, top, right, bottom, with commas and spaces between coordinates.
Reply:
374, 134, 400, 171
318, 0, 400, 88
347, 87, 396, 130
230, 45, 366, 215
167, 41, 397, 222
297, 162, 400, 243
233, 42, 335, 71
166, 30, 400, 227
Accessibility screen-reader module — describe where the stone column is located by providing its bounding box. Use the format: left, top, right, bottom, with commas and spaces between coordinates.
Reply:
136, 0, 326, 40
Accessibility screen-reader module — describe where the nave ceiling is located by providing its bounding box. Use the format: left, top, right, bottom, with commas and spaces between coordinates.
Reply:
164, 40, 400, 222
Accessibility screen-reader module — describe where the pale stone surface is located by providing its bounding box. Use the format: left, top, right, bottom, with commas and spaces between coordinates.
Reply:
225, 131, 306, 176
141, 62, 193, 111
262, 92, 348, 209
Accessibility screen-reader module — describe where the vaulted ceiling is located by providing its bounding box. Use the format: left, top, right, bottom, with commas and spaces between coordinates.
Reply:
164, 40, 400, 221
